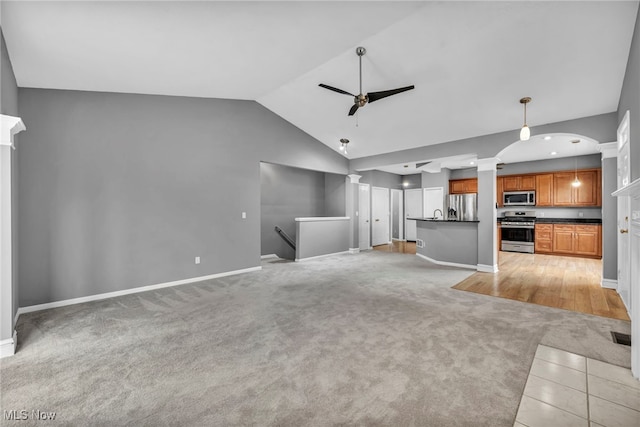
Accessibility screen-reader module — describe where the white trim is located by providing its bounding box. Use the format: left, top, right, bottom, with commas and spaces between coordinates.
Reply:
0, 330, 17, 358
415, 253, 477, 270
601, 278, 618, 289
347, 174, 362, 184
0, 115, 25, 149
597, 141, 618, 160
260, 254, 279, 260
295, 250, 350, 262
477, 157, 501, 172
477, 264, 499, 273
16, 266, 262, 317
612, 177, 640, 198
294, 216, 350, 222
348, 248, 360, 254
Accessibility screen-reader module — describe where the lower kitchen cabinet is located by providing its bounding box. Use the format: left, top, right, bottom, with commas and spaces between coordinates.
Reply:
541, 223, 602, 258
534, 224, 553, 253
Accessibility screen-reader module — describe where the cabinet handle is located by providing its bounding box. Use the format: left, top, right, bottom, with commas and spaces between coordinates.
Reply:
620, 229, 629, 234
375, 219, 380, 222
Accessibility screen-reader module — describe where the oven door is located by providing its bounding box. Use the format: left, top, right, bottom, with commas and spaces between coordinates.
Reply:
501, 226, 535, 253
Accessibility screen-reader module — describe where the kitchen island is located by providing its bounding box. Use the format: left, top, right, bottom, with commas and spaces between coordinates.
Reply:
410, 218, 479, 269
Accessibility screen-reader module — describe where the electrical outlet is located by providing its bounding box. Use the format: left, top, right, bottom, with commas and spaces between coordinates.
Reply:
195, 256, 200, 265
579, 212, 584, 217
241, 212, 247, 219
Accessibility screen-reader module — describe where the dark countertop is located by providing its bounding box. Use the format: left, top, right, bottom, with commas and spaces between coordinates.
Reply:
497, 217, 602, 224
409, 217, 480, 223
535, 218, 602, 224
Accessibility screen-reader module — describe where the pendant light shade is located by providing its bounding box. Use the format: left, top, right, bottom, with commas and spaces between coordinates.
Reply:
571, 139, 581, 187
519, 97, 531, 141
339, 138, 349, 155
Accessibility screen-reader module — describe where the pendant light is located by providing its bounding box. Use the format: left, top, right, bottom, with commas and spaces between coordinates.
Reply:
571, 139, 581, 187
519, 97, 531, 141
339, 138, 349, 155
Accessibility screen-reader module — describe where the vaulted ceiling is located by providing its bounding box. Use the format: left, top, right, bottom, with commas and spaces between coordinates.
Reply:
2, 1, 638, 161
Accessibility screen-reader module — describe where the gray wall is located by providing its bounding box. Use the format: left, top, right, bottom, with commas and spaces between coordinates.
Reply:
295, 219, 349, 260
260, 162, 345, 260
18, 88, 348, 306
450, 168, 478, 180
421, 169, 450, 191
602, 157, 618, 281
359, 170, 402, 189
324, 172, 346, 217
351, 113, 617, 173
497, 154, 601, 176
1, 28, 19, 341
401, 173, 421, 189
618, 5, 640, 182
416, 221, 478, 266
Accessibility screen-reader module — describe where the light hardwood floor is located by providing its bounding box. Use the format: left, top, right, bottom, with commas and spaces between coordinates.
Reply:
453, 251, 629, 321
372, 241, 417, 254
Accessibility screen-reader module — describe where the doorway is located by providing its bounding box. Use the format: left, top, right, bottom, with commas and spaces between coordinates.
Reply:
404, 188, 422, 241
391, 189, 404, 240
617, 111, 631, 311
371, 187, 390, 246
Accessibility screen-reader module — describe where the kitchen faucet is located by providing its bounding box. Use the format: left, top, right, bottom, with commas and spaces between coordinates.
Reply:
433, 209, 443, 219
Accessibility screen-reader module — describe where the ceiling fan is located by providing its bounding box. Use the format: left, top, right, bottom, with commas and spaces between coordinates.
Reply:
319, 46, 415, 116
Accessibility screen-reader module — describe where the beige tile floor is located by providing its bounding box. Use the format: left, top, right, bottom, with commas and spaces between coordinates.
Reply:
515, 345, 640, 427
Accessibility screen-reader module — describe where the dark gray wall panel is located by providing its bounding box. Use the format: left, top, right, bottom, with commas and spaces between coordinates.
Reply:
618, 6, 640, 181
18, 88, 347, 306
360, 170, 402, 189
324, 172, 346, 217
260, 162, 326, 260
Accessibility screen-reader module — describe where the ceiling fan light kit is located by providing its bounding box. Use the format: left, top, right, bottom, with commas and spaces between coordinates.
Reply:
519, 97, 531, 141
319, 46, 415, 117
339, 138, 349, 154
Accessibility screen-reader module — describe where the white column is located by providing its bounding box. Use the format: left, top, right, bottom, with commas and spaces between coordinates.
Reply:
0, 114, 26, 358
346, 175, 362, 252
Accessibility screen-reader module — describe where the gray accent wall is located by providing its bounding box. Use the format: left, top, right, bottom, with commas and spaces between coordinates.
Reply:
359, 170, 402, 189
477, 169, 497, 268
421, 169, 451, 191
401, 173, 421, 189
618, 5, 640, 181
497, 154, 601, 176
18, 88, 348, 306
602, 157, 618, 281
350, 113, 617, 173
1, 30, 18, 116
260, 162, 345, 260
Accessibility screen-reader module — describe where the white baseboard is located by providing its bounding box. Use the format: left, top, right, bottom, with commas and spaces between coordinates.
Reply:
415, 253, 477, 270
601, 278, 618, 289
260, 254, 279, 260
16, 266, 262, 318
349, 248, 360, 254
477, 264, 499, 273
295, 250, 350, 262
0, 330, 17, 358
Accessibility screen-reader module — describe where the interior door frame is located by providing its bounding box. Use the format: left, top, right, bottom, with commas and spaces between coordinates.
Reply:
358, 183, 371, 250
423, 187, 444, 219
390, 188, 404, 241
617, 110, 631, 311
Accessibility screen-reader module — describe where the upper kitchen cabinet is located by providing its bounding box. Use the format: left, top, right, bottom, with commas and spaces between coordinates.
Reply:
535, 174, 554, 207
497, 177, 504, 207
502, 175, 536, 191
449, 178, 478, 194
553, 169, 600, 207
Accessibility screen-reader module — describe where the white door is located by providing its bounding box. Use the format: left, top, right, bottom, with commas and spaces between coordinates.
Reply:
618, 111, 631, 310
391, 189, 404, 240
423, 187, 444, 219
358, 184, 371, 250
404, 188, 423, 241
372, 187, 390, 246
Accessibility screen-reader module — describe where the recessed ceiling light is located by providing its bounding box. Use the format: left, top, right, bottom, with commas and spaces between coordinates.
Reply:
544, 136, 552, 141
469, 161, 475, 165
550, 151, 557, 155
402, 182, 409, 187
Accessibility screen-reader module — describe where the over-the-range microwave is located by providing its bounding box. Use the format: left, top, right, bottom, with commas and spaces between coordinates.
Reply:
503, 191, 536, 206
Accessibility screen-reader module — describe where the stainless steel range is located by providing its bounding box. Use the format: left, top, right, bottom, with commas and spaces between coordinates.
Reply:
501, 210, 536, 254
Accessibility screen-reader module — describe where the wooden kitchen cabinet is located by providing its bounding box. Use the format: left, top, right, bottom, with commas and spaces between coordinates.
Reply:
497, 177, 504, 207
534, 223, 553, 253
449, 178, 478, 194
553, 170, 600, 207
551, 224, 601, 258
502, 175, 536, 191
535, 174, 554, 207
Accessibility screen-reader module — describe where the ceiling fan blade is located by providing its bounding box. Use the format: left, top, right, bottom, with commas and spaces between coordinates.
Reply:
319, 84, 354, 97
348, 104, 359, 116
367, 85, 415, 103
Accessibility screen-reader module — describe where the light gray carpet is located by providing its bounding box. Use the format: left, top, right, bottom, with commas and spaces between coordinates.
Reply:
0, 251, 631, 426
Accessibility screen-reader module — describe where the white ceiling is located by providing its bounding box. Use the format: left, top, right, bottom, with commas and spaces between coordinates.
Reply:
2, 1, 638, 163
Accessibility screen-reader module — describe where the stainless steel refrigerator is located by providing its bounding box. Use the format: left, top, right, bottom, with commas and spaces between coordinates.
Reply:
447, 193, 477, 221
